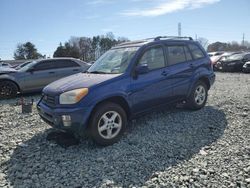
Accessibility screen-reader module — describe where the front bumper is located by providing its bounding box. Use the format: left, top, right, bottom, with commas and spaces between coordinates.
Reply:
243, 67, 250, 73
37, 99, 92, 133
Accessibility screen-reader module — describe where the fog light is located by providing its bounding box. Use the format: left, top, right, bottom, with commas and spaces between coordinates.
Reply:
62, 115, 71, 127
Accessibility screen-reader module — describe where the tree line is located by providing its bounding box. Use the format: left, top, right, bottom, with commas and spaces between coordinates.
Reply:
13, 33, 250, 61
13, 32, 128, 61
207, 41, 250, 52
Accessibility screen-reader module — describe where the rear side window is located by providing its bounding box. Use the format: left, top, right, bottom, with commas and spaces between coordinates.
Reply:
34, 61, 54, 71
138, 46, 165, 70
58, 60, 80, 68
167, 46, 186, 65
188, 44, 205, 59
184, 46, 192, 61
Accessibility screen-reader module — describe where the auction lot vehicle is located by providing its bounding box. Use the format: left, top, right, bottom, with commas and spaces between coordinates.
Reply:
37, 36, 215, 146
215, 52, 250, 72
0, 58, 90, 98
0, 62, 11, 68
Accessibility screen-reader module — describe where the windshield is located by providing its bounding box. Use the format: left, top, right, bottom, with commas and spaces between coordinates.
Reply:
15, 61, 32, 70
88, 47, 138, 74
19, 60, 37, 72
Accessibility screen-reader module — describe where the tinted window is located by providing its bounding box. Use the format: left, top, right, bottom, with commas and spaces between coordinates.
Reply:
138, 46, 165, 70
58, 60, 80, 68
167, 46, 186, 65
34, 61, 54, 71
188, 44, 205, 59
244, 54, 250, 60
184, 46, 192, 61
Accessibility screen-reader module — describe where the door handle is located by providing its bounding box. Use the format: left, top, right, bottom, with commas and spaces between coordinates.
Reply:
73, 69, 79, 71
48, 72, 55, 74
161, 71, 168, 76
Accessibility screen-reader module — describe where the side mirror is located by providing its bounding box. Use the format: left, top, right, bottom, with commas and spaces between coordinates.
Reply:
135, 64, 149, 75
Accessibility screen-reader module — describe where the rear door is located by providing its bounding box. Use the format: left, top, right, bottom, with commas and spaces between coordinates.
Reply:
130, 45, 173, 114
164, 44, 194, 99
53, 59, 82, 79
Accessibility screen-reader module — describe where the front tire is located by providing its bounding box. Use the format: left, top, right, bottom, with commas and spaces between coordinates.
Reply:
0, 81, 18, 99
89, 102, 127, 146
187, 81, 208, 110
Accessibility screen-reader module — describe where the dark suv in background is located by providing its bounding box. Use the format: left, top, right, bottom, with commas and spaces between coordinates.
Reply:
0, 58, 90, 98
37, 36, 215, 146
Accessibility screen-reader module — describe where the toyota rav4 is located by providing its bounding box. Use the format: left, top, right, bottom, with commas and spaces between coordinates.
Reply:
37, 36, 215, 146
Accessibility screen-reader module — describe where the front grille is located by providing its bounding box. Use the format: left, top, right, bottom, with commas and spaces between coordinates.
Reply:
42, 94, 56, 107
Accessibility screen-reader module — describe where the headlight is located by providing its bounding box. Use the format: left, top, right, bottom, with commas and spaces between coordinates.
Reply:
59, 88, 88, 104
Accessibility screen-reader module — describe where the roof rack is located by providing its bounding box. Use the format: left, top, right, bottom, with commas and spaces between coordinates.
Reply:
116, 40, 148, 46
154, 36, 193, 41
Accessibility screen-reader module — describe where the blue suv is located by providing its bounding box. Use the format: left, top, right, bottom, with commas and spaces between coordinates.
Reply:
37, 36, 215, 146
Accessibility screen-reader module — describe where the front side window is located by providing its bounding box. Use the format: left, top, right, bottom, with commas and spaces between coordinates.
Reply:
138, 46, 165, 70
88, 47, 138, 74
188, 44, 205, 59
167, 46, 186, 65
34, 61, 55, 71
244, 54, 250, 61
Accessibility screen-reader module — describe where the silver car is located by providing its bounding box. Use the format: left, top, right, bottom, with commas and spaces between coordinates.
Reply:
0, 58, 90, 98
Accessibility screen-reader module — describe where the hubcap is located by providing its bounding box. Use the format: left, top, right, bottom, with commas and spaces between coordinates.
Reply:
0, 84, 13, 96
194, 85, 206, 105
97, 111, 122, 139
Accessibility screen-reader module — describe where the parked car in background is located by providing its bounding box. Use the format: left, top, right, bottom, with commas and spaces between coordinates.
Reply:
0, 62, 11, 68
0, 58, 91, 98
243, 61, 250, 73
215, 52, 250, 72
212, 52, 239, 70
37, 36, 215, 146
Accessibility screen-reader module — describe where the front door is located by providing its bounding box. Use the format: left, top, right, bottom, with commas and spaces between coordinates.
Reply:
23, 60, 60, 91
130, 45, 172, 114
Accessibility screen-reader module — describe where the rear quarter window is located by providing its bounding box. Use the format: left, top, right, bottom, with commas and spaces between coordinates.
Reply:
188, 44, 205, 60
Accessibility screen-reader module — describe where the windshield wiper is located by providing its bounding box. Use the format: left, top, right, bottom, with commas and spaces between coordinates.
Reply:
85, 71, 108, 74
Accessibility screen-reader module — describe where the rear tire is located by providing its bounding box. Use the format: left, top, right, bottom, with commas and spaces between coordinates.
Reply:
89, 102, 127, 146
0, 80, 18, 99
187, 81, 208, 110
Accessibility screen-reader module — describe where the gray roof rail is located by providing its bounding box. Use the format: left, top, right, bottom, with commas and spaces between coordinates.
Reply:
154, 36, 193, 41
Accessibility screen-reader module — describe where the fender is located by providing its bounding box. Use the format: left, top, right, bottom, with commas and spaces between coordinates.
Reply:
187, 68, 214, 98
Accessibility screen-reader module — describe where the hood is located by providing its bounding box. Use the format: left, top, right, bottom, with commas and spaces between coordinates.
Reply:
221, 59, 242, 64
0, 67, 18, 74
43, 73, 121, 95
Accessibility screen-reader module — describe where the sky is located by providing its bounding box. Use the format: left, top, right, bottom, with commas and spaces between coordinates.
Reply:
0, 0, 250, 60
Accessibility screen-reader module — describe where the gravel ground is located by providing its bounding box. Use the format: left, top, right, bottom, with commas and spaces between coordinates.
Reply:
0, 72, 249, 188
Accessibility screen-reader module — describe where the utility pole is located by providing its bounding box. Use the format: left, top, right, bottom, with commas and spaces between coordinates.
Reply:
242, 33, 245, 46
178, 22, 181, 37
